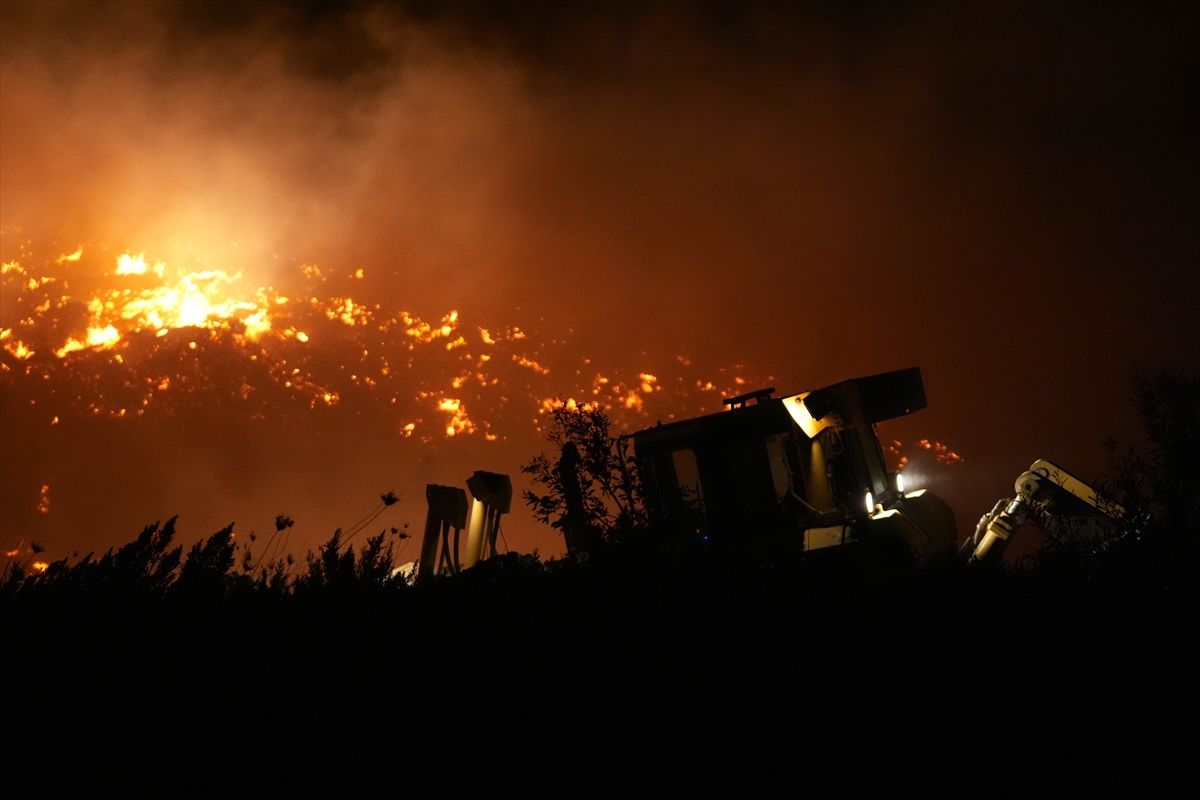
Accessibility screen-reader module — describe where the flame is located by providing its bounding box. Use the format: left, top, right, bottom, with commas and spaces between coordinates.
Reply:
402, 310, 459, 343
56, 247, 83, 264
117, 252, 147, 275
327, 297, 371, 327
437, 396, 476, 436
10, 254, 290, 355
513, 354, 550, 375
4, 338, 33, 359
541, 397, 599, 414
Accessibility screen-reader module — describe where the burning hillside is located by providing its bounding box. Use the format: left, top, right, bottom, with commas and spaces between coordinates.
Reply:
1, 233, 771, 438
1, 231, 961, 560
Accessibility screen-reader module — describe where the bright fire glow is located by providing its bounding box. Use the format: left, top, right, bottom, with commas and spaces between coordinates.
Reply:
25, 253, 288, 356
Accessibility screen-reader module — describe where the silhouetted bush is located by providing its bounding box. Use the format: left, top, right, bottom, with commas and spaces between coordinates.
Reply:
521, 399, 648, 550
172, 523, 236, 602
4, 517, 183, 601
1028, 368, 1199, 595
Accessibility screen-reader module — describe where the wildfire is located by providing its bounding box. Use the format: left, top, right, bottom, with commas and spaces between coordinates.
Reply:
14, 251, 291, 363
7, 238, 754, 440
1, 235, 961, 467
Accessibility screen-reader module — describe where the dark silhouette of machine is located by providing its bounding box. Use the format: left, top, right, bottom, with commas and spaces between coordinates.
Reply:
418, 470, 512, 578
631, 367, 957, 561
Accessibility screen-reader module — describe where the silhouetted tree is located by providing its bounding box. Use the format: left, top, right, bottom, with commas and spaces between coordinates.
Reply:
1092, 369, 1199, 539
522, 399, 647, 550
1033, 368, 1199, 590
1131, 368, 1199, 537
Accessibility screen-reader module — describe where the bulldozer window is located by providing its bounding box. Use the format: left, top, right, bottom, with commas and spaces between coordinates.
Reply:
765, 434, 794, 503
671, 448, 704, 510
806, 431, 838, 511
776, 433, 840, 515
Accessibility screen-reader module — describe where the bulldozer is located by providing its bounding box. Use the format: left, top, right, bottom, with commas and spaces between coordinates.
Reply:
630, 366, 957, 564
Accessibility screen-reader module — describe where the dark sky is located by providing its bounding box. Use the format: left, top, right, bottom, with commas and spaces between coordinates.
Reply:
2, 0, 1197, 560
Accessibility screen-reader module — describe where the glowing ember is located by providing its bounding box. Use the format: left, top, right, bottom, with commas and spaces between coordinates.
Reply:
513, 355, 550, 375
56, 247, 83, 264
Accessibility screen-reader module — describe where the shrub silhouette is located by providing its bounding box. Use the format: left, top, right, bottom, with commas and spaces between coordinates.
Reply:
291, 528, 404, 597
172, 523, 236, 601
522, 399, 647, 551
9, 517, 183, 600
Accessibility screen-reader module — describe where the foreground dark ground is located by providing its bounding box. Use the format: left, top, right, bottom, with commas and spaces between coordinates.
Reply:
6, 532, 1197, 756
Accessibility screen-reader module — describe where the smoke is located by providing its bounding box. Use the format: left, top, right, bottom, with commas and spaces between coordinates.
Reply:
2, 3, 527, 305
2, 1, 1197, 556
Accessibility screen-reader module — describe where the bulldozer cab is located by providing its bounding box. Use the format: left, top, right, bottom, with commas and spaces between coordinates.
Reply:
632, 367, 929, 548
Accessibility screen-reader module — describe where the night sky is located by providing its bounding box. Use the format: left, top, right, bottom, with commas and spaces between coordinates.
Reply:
2, 0, 1197, 563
